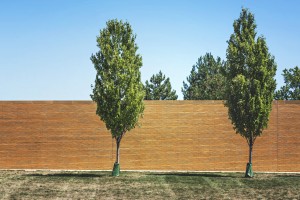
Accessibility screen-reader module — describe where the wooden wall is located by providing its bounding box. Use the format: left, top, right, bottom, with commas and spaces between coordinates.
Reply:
0, 101, 299, 172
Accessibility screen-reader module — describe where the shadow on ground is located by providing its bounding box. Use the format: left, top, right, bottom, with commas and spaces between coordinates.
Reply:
25, 173, 106, 178
148, 173, 236, 178
275, 174, 300, 178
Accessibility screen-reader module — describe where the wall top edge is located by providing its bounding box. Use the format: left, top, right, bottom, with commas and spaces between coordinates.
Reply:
0, 101, 94, 104
0, 100, 300, 104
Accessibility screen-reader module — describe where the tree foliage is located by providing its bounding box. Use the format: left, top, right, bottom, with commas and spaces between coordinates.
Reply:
144, 70, 178, 100
225, 9, 277, 177
182, 53, 226, 100
275, 66, 300, 100
90, 19, 145, 174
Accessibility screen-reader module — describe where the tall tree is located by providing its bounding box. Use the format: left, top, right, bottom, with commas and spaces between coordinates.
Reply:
225, 9, 277, 177
91, 19, 145, 176
275, 66, 300, 100
182, 53, 226, 100
144, 70, 178, 100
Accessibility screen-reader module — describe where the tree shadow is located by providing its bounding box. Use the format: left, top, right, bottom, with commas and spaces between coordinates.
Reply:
275, 174, 300, 178
149, 173, 236, 178
25, 172, 106, 178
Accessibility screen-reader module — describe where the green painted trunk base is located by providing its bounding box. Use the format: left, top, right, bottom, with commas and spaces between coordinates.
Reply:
112, 163, 120, 177
245, 163, 254, 178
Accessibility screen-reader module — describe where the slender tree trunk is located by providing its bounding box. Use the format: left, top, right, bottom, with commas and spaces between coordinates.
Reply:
249, 142, 253, 164
115, 132, 125, 164
116, 137, 120, 164
112, 134, 123, 176
245, 137, 254, 177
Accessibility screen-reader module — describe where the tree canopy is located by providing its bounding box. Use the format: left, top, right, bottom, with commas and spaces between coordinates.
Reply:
225, 9, 277, 177
275, 66, 300, 100
90, 19, 145, 176
144, 70, 178, 100
182, 53, 226, 100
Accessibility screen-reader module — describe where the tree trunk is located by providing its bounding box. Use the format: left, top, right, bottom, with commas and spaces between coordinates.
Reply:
249, 142, 253, 164
245, 139, 254, 178
116, 137, 120, 164
112, 133, 124, 177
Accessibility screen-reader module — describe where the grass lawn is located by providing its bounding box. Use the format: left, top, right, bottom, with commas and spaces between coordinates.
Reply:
0, 170, 299, 199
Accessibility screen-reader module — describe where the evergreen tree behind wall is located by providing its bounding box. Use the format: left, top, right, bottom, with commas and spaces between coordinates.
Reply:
275, 66, 300, 100
182, 53, 226, 100
144, 70, 178, 100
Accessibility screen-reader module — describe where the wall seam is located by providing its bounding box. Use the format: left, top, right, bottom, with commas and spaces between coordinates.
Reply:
276, 100, 279, 172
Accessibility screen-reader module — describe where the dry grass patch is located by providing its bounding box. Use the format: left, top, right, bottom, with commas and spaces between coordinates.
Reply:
0, 170, 299, 199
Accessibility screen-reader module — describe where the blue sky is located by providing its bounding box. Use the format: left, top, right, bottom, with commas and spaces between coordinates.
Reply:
1, 0, 299, 100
